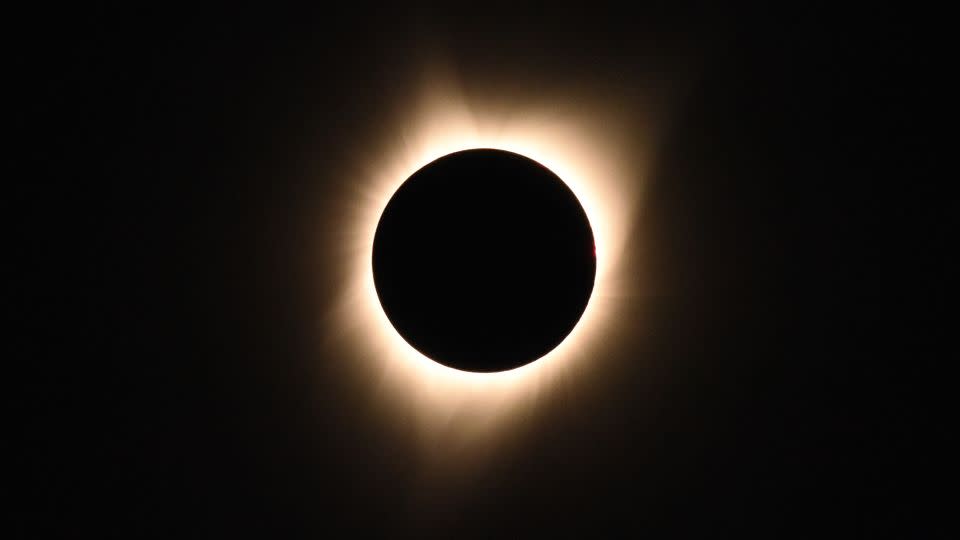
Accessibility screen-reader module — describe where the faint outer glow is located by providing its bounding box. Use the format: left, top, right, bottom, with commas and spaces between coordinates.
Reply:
318, 68, 648, 457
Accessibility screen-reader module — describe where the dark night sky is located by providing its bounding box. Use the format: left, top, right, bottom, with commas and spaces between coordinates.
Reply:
15, 6, 939, 538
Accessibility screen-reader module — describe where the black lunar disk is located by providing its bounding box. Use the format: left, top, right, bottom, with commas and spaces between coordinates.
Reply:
372, 149, 596, 372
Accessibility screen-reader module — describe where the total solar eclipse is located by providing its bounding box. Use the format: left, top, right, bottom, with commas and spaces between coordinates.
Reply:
372, 149, 596, 373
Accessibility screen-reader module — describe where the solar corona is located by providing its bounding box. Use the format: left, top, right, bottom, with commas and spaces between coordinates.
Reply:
317, 76, 646, 446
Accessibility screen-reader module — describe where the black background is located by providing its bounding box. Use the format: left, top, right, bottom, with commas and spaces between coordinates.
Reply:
15, 5, 938, 537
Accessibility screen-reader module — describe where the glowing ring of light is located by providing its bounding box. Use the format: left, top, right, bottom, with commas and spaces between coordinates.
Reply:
318, 74, 646, 448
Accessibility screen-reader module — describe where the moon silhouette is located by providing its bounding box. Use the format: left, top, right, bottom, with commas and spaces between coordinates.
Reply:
372, 149, 596, 373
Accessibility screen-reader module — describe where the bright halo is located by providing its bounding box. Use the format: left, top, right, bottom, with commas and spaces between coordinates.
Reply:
315, 69, 649, 454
